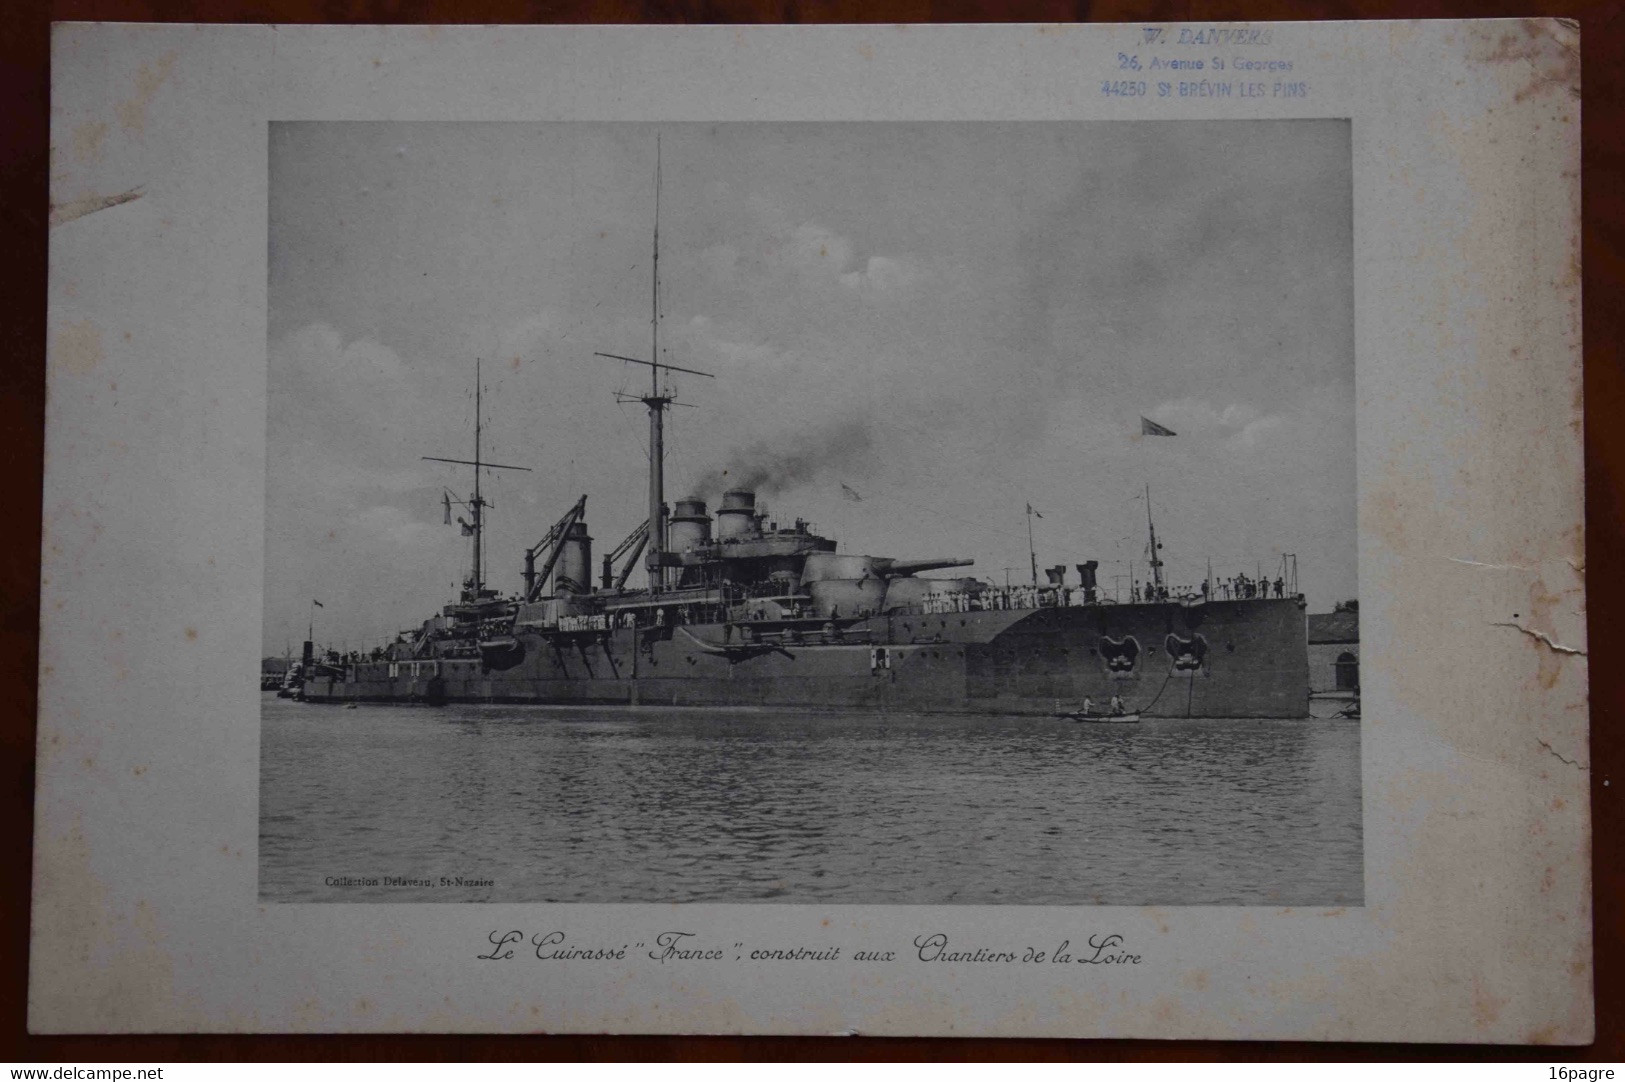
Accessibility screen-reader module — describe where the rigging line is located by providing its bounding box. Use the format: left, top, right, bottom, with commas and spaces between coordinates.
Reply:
615, 398, 652, 472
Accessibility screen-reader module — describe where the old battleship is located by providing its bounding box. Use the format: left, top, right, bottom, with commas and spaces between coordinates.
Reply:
297, 154, 1310, 719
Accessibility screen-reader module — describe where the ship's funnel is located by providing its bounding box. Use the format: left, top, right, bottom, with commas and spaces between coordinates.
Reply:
557, 521, 593, 593
669, 497, 712, 552
1045, 565, 1066, 586
1077, 560, 1100, 603
716, 489, 757, 541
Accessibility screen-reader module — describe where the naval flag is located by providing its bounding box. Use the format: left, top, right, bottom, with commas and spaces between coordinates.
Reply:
840, 483, 863, 502
1141, 416, 1177, 437
443, 491, 452, 525
312, 599, 324, 608
1026, 503, 1043, 519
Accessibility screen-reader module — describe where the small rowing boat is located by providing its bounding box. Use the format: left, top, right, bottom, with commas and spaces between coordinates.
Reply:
1054, 700, 1140, 723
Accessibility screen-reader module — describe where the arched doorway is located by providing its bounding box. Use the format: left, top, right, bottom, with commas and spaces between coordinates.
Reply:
1335, 651, 1359, 690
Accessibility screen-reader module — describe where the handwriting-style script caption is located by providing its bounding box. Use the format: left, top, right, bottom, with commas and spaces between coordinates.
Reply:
477, 930, 1143, 967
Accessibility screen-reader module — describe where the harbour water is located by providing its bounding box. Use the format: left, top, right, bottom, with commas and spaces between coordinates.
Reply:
259, 694, 1363, 905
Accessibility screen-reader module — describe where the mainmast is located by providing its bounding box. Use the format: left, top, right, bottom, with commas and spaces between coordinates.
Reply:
423, 358, 531, 602
647, 138, 667, 589
1144, 483, 1165, 593
594, 134, 714, 593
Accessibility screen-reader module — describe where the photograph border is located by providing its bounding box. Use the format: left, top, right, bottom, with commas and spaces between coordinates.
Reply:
19, 12, 1592, 1046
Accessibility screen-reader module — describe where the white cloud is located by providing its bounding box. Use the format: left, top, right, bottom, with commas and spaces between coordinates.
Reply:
740, 198, 916, 296
839, 255, 917, 293
695, 244, 739, 286
265, 123, 1356, 644
787, 221, 856, 271
1147, 397, 1279, 444
493, 309, 563, 362
709, 336, 789, 368
265, 322, 470, 650
351, 503, 449, 551
1235, 414, 1285, 446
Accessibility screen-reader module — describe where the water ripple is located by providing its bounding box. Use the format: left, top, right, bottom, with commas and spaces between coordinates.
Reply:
259, 697, 1363, 905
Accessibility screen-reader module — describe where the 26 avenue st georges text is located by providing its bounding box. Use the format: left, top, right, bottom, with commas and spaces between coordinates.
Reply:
1101, 25, 1309, 100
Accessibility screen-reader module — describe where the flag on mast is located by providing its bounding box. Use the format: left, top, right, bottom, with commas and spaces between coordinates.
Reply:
312, 600, 324, 608
1141, 416, 1177, 437
840, 483, 863, 502
443, 491, 452, 525
1027, 502, 1042, 519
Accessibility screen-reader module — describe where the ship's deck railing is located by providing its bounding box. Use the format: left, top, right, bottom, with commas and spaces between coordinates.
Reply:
919, 588, 1079, 614
1204, 576, 1289, 600
917, 578, 1293, 615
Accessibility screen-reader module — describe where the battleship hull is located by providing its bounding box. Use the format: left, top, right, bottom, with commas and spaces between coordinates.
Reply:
303, 596, 1309, 718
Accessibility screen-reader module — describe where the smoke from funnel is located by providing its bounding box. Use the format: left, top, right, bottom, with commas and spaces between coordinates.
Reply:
692, 418, 876, 500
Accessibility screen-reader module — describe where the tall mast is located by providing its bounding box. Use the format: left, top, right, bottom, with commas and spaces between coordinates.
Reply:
422, 357, 531, 604
647, 136, 666, 590
1145, 483, 1165, 592
652, 136, 661, 391
473, 357, 483, 594
594, 136, 715, 594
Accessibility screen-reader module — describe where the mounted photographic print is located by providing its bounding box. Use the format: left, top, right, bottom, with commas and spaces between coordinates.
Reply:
37, 21, 1585, 1042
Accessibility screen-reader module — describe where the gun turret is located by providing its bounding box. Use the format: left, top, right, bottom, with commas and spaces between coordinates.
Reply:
801, 554, 975, 589
873, 557, 975, 577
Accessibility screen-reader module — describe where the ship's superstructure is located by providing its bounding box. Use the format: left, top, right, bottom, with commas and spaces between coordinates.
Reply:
305, 488, 1309, 716
297, 142, 1310, 718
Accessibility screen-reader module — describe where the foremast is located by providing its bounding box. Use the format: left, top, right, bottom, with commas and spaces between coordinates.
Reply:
424, 357, 531, 603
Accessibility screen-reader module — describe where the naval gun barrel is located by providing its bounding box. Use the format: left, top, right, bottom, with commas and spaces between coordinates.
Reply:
874, 557, 975, 577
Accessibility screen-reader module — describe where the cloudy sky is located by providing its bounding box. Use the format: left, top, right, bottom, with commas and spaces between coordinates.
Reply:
265, 120, 1355, 654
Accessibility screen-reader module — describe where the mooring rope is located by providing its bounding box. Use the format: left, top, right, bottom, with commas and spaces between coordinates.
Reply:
1135, 666, 1180, 713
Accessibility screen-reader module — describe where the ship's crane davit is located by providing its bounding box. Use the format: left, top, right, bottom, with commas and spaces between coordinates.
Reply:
522, 495, 588, 602
601, 518, 650, 592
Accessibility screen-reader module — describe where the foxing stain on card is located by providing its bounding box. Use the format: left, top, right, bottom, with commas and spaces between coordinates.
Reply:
49, 187, 143, 228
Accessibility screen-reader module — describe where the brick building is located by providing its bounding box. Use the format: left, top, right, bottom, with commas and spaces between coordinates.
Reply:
1307, 607, 1359, 695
